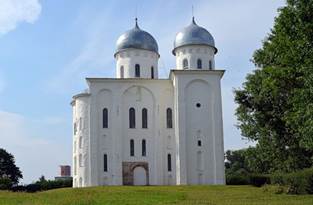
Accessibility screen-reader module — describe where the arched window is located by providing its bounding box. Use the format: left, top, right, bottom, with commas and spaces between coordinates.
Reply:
135, 64, 140, 77
79, 117, 82, 130
142, 108, 148, 128
120, 66, 124, 78
209, 60, 213, 70
142, 139, 146, 156
102, 108, 108, 128
167, 154, 172, 171
103, 154, 108, 172
79, 154, 82, 167
183, 59, 188, 69
129, 108, 136, 128
74, 156, 77, 175
74, 140, 77, 152
151, 66, 154, 79
74, 122, 77, 135
79, 177, 82, 187
130, 139, 135, 156
197, 59, 202, 69
166, 108, 173, 128
79, 136, 83, 148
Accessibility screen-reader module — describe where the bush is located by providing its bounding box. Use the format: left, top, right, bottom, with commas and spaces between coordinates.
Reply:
10, 179, 73, 193
270, 168, 313, 195
226, 174, 250, 185
250, 174, 270, 187
36, 179, 72, 191
25, 184, 41, 193
10, 185, 26, 192
0, 178, 12, 190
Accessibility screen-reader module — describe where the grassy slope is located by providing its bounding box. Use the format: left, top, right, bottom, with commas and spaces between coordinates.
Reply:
0, 186, 312, 205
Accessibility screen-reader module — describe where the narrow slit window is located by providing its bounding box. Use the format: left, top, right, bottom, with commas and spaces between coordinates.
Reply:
166, 108, 173, 128
104, 154, 108, 172
167, 154, 172, 171
130, 139, 135, 156
120, 66, 124, 78
135, 64, 140, 77
183, 59, 188, 69
103, 108, 108, 128
129, 108, 136, 128
151, 66, 154, 79
142, 108, 148, 128
197, 59, 202, 69
142, 139, 146, 156
209, 61, 213, 70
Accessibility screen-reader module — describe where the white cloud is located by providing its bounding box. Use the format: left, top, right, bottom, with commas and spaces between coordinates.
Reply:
0, 0, 41, 35
0, 111, 71, 184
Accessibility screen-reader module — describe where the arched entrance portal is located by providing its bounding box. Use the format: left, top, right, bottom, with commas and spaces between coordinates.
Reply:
122, 162, 149, 185
133, 166, 147, 185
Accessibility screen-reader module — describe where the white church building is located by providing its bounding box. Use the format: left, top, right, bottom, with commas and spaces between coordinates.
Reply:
71, 17, 225, 187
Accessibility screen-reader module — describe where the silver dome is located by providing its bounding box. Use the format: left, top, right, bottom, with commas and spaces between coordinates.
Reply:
173, 18, 217, 55
115, 19, 159, 56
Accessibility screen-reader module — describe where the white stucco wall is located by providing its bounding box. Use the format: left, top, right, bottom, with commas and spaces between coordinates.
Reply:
72, 93, 90, 187
175, 45, 215, 70
115, 48, 159, 79
72, 69, 225, 186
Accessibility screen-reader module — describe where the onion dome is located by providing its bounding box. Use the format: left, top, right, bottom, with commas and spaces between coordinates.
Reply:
115, 18, 159, 56
173, 17, 217, 55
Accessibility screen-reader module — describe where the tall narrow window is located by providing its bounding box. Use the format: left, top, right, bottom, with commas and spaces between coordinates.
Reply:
79, 154, 82, 167
130, 139, 135, 156
197, 59, 202, 69
209, 60, 213, 70
167, 154, 172, 171
142, 108, 148, 128
142, 139, 146, 156
104, 154, 108, 172
166, 108, 173, 128
74, 123, 77, 135
74, 156, 77, 175
183, 59, 188, 69
79, 136, 83, 148
151, 66, 154, 79
120, 66, 124, 78
79, 117, 82, 130
129, 108, 136, 128
135, 64, 140, 77
102, 108, 108, 128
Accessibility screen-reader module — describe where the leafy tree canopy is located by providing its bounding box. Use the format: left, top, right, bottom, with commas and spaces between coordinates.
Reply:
234, 0, 313, 173
0, 148, 23, 185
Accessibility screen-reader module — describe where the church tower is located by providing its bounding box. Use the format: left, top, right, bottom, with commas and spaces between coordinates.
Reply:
171, 17, 225, 185
114, 18, 159, 79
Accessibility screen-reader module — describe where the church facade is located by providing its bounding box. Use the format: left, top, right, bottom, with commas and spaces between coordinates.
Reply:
71, 17, 225, 187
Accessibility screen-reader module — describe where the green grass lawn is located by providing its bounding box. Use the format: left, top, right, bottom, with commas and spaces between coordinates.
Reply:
0, 185, 312, 205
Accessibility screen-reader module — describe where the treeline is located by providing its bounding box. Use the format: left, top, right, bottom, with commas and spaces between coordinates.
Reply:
10, 176, 72, 193
225, 149, 313, 194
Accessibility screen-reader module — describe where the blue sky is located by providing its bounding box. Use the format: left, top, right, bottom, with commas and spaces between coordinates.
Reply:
0, 0, 285, 183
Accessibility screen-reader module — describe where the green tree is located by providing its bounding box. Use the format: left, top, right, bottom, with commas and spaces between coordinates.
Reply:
234, 0, 313, 173
0, 148, 23, 187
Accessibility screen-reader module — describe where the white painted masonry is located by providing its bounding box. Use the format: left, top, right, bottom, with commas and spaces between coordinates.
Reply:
71, 18, 225, 187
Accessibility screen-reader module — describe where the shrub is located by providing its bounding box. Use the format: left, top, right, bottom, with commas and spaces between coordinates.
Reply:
0, 178, 12, 190
226, 174, 250, 185
25, 184, 41, 193
270, 168, 313, 195
249, 174, 270, 187
10, 185, 26, 192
